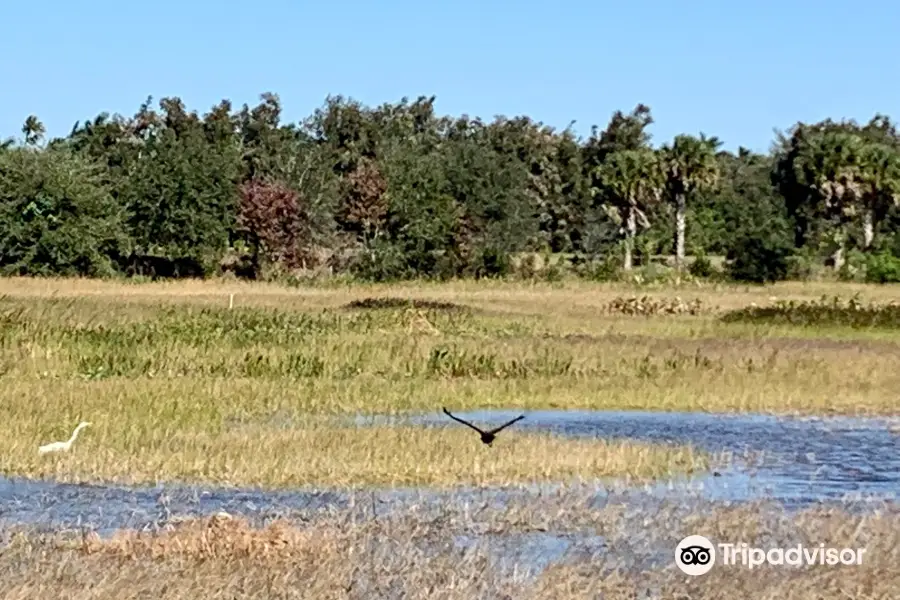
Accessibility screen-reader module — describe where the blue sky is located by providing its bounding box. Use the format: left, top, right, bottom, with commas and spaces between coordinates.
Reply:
1, 0, 897, 153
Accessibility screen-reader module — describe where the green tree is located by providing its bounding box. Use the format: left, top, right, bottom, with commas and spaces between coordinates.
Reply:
774, 123, 866, 269
238, 96, 341, 255
721, 149, 795, 283
124, 97, 242, 271
660, 134, 721, 270
713, 148, 785, 249
0, 146, 129, 276
582, 104, 655, 260
237, 92, 314, 184
794, 129, 865, 269
479, 116, 586, 253
583, 104, 654, 171
592, 149, 664, 270
360, 142, 459, 280
306, 95, 380, 177
440, 133, 534, 276
857, 141, 900, 249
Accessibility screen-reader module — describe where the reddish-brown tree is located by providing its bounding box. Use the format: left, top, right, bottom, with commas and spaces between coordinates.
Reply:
237, 179, 310, 271
337, 158, 388, 241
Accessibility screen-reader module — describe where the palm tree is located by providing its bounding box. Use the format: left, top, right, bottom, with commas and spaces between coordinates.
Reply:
593, 148, 664, 270
857, 141, 900, 249
793, 129, 865, 270
22, 115, 46, 146
660, 134, 721, 270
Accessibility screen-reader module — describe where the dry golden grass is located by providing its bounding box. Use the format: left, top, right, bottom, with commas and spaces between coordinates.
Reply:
4, 274, 900, 310
0, 275, 898, 488
0, 501, 896, 599
5, 419, 706, 487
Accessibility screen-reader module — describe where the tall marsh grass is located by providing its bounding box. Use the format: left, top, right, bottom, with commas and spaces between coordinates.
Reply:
1, 277, 899, 487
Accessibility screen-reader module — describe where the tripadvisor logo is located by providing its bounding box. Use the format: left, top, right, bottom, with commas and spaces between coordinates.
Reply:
675, 535, 867, 575
675, 535, 715, 576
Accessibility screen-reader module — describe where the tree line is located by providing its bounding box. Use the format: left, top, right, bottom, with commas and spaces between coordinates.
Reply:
2, 93, 899, 284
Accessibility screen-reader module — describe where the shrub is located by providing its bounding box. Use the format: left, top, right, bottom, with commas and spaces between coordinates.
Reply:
865, 251, 900, 283
725, 222, 794, 284
726, 237, 790, 283
688, 251, 714, 278
348, 237, 415, 282
471, 245, 511, 278
722, 295, 900, 329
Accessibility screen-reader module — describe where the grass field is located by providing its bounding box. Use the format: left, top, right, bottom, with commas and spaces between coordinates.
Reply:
1, 277, 899, 487
1, 276, 899, 598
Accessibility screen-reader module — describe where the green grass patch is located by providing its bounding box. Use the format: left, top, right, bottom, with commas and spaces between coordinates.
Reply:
722, 294, 900, 329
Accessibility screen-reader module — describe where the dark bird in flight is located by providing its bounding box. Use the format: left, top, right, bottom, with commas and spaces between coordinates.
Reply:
441, 407, 525, 446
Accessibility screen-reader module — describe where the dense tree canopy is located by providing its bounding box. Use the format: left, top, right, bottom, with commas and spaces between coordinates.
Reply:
3, 94, 900, 283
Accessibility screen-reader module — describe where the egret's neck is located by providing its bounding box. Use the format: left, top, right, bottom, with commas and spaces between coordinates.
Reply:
68, 425, 87, 444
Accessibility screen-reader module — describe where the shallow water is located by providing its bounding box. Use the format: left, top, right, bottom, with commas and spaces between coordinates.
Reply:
2, 409, 897, 581
0, 476, 348, 535
362, 409, 900, 507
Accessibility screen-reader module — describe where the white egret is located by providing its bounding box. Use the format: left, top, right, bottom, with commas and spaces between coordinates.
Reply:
38, 421, 92, 454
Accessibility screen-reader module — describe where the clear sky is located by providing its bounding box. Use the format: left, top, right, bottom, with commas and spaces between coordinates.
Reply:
1, 0, 897, 153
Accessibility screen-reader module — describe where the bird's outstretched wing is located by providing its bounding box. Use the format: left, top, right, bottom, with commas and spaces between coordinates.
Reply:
442, 407, 487, 435
486, 414, 525, 435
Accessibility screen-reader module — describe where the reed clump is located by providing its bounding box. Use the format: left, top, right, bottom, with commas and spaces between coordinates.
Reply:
604, 295, 709, 316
